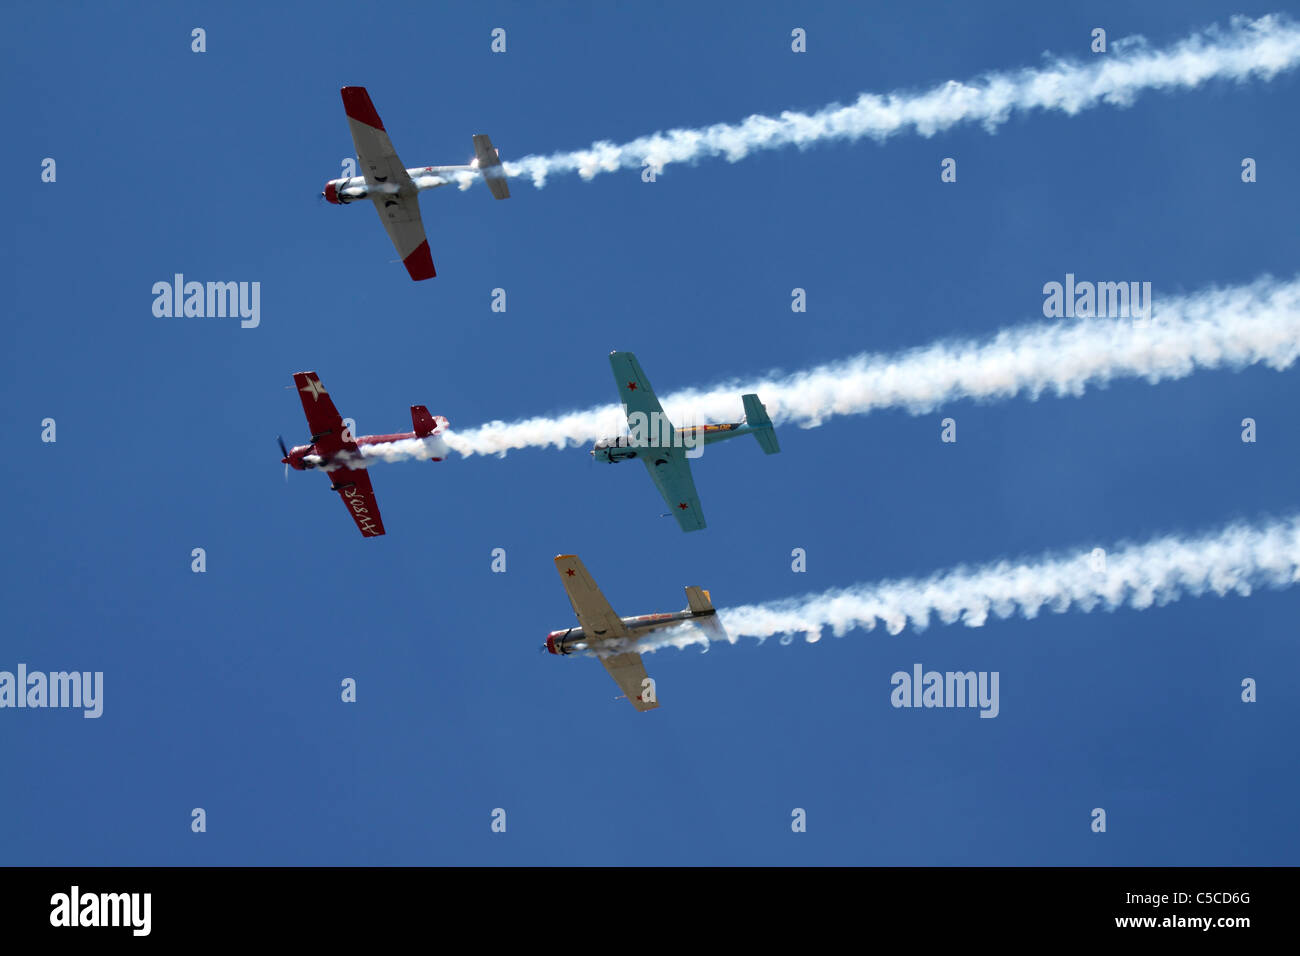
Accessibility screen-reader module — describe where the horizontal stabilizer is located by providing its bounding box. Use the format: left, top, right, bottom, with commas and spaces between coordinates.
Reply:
685, 586, 726, 641
742, 394, 780, 454
410, 405, 447, 462
684, 586, 713, 614
473, 134, 511, 200
410, 405, 439, 437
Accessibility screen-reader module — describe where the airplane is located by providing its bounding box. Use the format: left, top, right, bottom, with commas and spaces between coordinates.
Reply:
321, 86, 510, 280
543, 555, 727, 711
279, 371, 448, 538
591, 351, 780, 532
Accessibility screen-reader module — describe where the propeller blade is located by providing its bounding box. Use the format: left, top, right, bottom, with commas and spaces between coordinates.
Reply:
284, 461, 289, 483
277, 435, 289, 458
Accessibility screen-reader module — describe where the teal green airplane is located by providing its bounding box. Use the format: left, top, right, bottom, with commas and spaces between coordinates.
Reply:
591, 351, 780, 532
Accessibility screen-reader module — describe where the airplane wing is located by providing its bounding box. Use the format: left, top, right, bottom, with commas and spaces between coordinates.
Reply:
340, 86, 436, 281
553, 555, 629, 641
293, 372, 352, 456
607, 352, 704, 530
600, 652, 659, 712
609, 351, 668, 426
328, 466, 386, 538
641, 450, 706, 532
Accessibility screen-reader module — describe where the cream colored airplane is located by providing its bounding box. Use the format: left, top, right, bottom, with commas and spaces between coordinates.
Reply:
543, 555, 725, 711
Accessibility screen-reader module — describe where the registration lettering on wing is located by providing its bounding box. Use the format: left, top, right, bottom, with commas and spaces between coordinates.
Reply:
343, 486, 381, 535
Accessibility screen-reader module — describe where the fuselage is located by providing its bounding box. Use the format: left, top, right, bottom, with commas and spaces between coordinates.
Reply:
545, 608, 713, 654
590, 422, 755, 463
322, 165, 477, 204
283, 430, 445, 471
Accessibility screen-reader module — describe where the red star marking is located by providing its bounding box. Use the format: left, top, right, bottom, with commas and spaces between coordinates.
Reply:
566, 568, 576, 576
626, 382, 637, 390
678, 502, 689, 510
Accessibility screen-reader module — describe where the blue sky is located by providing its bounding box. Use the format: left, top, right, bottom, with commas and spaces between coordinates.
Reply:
3, 1, 1298, 864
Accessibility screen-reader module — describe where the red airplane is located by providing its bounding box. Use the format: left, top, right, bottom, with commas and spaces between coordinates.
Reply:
279, 371, 447, 538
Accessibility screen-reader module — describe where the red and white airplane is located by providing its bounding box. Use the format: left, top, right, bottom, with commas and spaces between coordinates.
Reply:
321, 86, 510, 280
279, 372, 448, 538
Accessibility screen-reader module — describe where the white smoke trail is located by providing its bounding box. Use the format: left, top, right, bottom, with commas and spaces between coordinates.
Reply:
490, 15, 1300, 188
354, 434, 449, 466
364, 274, 1298, 464
322, 433, 448, 471
621, 514, 1300, 655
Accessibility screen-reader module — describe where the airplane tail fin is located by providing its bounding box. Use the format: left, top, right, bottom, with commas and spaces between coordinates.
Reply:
472, 134, 511, 200
741, 394, 780, 454
685, 586, 713, 614
411, 405, 448, 462
685, 586, 728, 642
